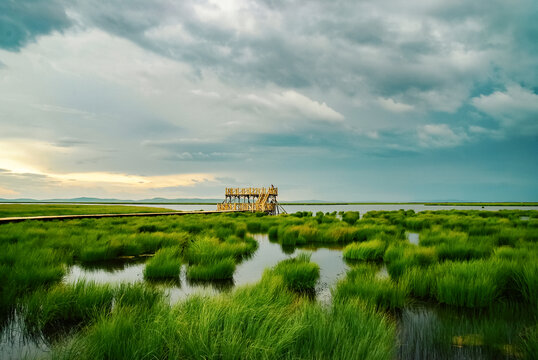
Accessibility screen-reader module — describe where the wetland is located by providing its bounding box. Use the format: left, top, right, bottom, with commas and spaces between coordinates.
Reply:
0, 205, 537, 359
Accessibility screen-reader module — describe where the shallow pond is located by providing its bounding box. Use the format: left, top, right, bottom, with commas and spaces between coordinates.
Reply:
2, 233, 532, 359
63, 234, 349, 304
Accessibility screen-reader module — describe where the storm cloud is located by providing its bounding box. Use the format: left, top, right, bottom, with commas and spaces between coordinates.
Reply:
0, 0, 536, 200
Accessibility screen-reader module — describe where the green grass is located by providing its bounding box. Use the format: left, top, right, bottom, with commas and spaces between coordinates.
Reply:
0, 206, 537, 359
434, 260, 504, 308
343, 239, 386, 261
272, 252, 320, 291
0, 204, 174, 217
342, 211, 360, 225
186, 257, 236, 280
335, 264, 409, 310
53, 272, 395, 360
23, 281, 115, 334
143, 247, 181, 279
187, 235, 257, 264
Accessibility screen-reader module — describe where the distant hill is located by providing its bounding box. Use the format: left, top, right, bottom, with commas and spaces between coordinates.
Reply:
0, 197, 343, 204
0, 197, 222, 204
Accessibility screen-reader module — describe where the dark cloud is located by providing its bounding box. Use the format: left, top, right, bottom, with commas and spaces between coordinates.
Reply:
0, 0, 72, 51
5, 0, 537, 106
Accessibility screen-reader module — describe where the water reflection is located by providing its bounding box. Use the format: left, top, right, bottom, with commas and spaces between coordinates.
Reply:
407, 232, 419, 245
0, 313, 50, 360
398, 303, 532, 360
62, 234, 349, 304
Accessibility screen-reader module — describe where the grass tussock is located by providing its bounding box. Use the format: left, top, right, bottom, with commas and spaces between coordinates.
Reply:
186, 257, 236, 280
335, 264, 409, 310
24, 281, 114, 332
143, 247, 181, 279
54, 272, 395, 360
272, 252, 320, 291
343, 239, 386, 261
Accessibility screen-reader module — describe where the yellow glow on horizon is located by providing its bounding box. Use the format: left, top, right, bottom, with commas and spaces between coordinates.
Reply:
0, 140, 216, 191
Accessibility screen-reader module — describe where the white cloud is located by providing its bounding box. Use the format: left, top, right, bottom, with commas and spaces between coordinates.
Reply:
144, 23, 194, 44
190, 89, 221, 98
378, 97, 414, 113
275, 91, 345, 122
241, 90, 344, 122
471, 85, 538, 130
418, 124, 468, 148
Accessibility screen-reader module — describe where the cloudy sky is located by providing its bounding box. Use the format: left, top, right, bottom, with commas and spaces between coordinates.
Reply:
0, 0, 537, 201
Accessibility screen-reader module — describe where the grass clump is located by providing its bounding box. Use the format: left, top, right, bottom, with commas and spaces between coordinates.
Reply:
343, 239, 385, 261
290, 300, 395, 359
143, 247, 181, 279
342, 211, 360, 225
272, 252, 320, 291
187, 257, 236, 280
400, 266, 438, 299
335, 265, 408, 310
55, 272, 396, 360
279, 224, 319, 246
436, 241, 491, 261
187, 235, 256, 264
434, 260, 502, 308
23, 281, 115, 334
384, 245, 437, 279
419, 228, 468, 247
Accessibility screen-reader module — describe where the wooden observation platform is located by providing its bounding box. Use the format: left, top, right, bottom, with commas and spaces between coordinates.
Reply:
217, 186, 285, 215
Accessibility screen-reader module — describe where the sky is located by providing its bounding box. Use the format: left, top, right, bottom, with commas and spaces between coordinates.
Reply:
0, 0, 537, 201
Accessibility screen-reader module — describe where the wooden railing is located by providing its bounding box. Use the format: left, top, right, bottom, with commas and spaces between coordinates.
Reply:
217, 202, 276, 212
224, 187, 278, 196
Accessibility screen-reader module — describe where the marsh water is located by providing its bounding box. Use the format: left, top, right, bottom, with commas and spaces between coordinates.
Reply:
62, 234, 348, 304
122, 203, 538, 214
1, 221, 531, 359
0, 234, 348, 359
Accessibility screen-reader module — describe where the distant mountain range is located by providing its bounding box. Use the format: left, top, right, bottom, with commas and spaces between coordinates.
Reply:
0, 197, 330, 204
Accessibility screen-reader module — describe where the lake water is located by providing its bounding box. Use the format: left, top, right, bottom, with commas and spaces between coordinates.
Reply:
63, 234, 348, 304
122, 203, 538, 215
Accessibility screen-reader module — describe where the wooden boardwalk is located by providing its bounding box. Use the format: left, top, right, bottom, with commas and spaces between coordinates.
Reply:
0, 210, 242, 224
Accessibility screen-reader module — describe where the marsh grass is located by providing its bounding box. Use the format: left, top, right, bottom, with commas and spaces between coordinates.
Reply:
186, 257, 236, 280
343, 239, 386, 261
342, 211, 360, 225
54, 272, 395, 360
384, 245, 437, 279
272, 252, 320, 291
143, 247, 181, 279
521, 324, 538, 359
0, 204, 173, 218
187, 235, 257, 265
290, 300, 396, 359
436, 242, 492, 261
23, 281, 115, 335
434, 260, 504, 308
1, 207, 537, 359
335, 264, 408, 310
419, 228, 468, 247
279, 224, 319, 245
